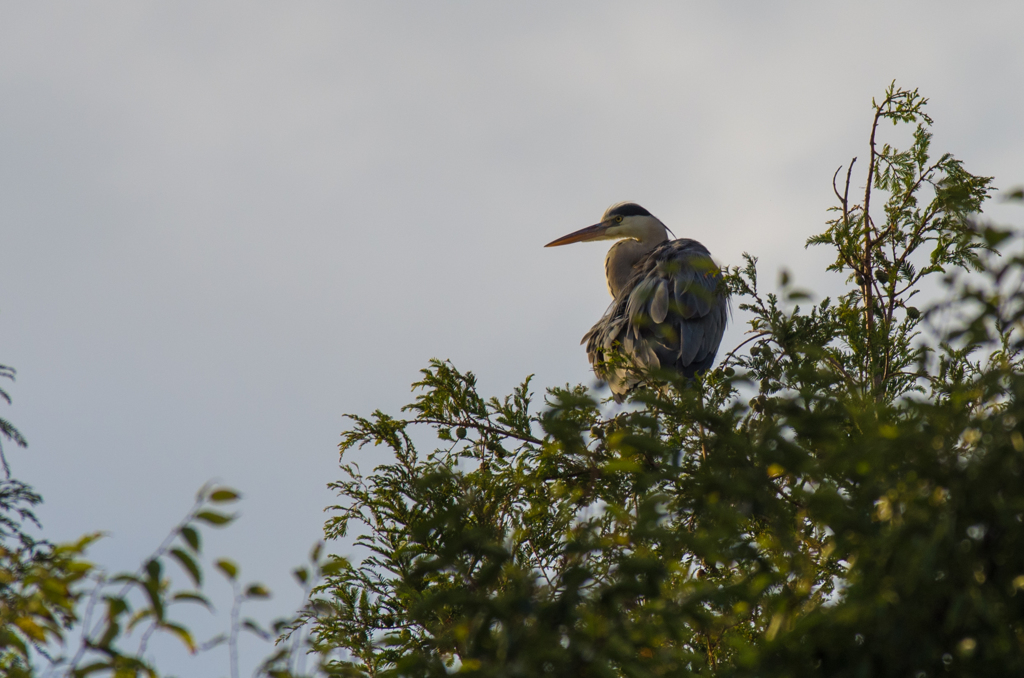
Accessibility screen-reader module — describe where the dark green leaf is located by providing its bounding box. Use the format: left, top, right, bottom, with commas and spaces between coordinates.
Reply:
169, 548, 202, 586
180, 525, 200, 552
195, 510, 235, 526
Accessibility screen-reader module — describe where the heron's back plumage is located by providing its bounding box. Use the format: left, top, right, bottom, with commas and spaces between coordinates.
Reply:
582, 238, 728, 400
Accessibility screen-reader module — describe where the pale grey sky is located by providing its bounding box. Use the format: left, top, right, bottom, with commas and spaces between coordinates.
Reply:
2, 2, 1023, 674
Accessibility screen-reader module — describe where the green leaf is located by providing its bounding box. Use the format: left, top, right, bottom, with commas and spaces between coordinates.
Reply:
209, 488, 241, 503
320, 556, 350, 577
105, 596, 129, 617
97, 620, 120, 649
161, 621, 196, 653
245, 584, 271, 599
982, 226, 1012, 248
169, 548, 202, 586
180, 525, 201, 552
74, 661, 114, 676
145, 558, 162, 583
215, 559, 238, 581
195, 510, 235, 526
172, 591, 212, 610
603, 459, 643, 473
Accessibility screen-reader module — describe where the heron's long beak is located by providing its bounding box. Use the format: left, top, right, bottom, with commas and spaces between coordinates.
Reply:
544, 220, 615, 247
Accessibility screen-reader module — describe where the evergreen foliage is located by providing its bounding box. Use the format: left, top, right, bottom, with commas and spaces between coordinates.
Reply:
2, 83, 1023, 677
298, 84, 1024, 677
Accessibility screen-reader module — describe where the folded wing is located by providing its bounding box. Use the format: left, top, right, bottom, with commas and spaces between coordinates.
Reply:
583, 239, 728, 400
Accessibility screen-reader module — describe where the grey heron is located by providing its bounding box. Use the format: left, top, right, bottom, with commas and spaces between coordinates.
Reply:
546, 202, 729, 400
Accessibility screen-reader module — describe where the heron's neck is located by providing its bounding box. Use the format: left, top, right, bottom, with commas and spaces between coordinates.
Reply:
604, 237, 664, 298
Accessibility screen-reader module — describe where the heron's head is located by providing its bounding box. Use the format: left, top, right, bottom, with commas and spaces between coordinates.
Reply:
545, 202, 669, 248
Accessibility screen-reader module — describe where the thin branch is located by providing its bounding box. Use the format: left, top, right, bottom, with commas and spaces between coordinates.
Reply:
63, 572, 108, 673
71, 491, 212, 673
411, 418, 543, 446
840, 158, 857, 230
229, 580, 241, 678
721, 331, 772, 366
832, 165, 845, 205
0, 441, 10, 479
137, 618, 160, 659
863, 102, 886, 391
823, 353, 857, 386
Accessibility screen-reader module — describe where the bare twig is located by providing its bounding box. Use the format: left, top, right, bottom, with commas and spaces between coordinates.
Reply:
863, 104, 883, 370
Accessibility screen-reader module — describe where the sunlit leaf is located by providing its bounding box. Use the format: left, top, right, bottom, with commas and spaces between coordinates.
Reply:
215, 559, 238, 581
209, 488, 241, 503
245, 584, 271, 599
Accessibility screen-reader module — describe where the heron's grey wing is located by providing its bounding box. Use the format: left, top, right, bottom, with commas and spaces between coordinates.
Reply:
583, 239, 728, 397
623, 239, 728, 377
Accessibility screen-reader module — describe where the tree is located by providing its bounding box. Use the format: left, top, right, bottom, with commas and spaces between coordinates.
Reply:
3, 83, 1022, 677
301, 84, 1024, 677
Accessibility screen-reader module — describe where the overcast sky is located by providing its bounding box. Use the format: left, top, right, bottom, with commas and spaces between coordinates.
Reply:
2, 2, 1023, 674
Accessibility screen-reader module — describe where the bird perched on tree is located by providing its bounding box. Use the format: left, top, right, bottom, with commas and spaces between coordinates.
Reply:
545, 202, 729, 400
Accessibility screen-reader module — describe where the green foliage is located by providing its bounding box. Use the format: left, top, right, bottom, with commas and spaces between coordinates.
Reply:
2, 83, 1021, 677
0, 363, 28, 476
805, 82, 995, 400
0, 477, 308, 678
0, 482, 92, 678
301, 85, 1024, 677
0, 361, 89, 677
12, 484, 245, 677
0, 341, 318, 676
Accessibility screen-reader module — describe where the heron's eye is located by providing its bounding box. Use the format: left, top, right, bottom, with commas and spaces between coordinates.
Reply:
616, 216, 623, 223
